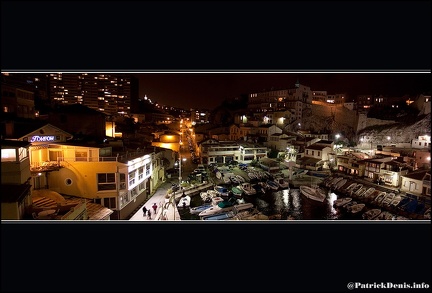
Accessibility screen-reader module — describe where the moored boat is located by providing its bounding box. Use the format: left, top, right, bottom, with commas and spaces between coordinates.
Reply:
300, 185, 326, 202
190, 204, 213, 214
380, 192, 395, 207
362, 208, 382, 220
373, 191, 387, 205
177, 195, 191, 208
333, 197, 352, 207
350, 203, 366, 214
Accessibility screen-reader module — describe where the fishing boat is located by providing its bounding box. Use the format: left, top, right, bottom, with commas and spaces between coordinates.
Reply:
350, 203, 366, 214
333, 197, 352, 207
300, 185, 326, 202
239, 182, 257, 196
362, 208, 382, 220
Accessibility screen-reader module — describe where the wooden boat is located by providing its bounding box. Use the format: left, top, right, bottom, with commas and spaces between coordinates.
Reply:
362, 187, 376, 199
300, 185, 326, 202
329, 177, 344, 188
350, 184, 363, 195
354, 187, 367, 197
362, 208, 382, 220
380, 192, 395, 207
350, 203, 366, 214
373, 192, 387, 205
333, 197, 352, 207
334, 179, 347, 191
343, 183, 358, 193
376, 211, 395, 220
239, 182, 257, 196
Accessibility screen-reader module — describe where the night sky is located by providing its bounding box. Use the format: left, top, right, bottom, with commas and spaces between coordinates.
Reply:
135, 72, 430, 110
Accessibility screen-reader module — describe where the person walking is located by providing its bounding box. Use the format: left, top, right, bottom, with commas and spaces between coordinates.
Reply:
142, 206, 147, 217
147, 209, 152, 220
152, 203, 157, 215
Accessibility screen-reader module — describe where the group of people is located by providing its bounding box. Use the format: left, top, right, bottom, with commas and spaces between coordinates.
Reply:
142, 203, 158, 220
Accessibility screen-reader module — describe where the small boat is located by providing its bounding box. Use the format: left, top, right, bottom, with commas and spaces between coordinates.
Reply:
275, 177, 289, 189
350, 203, 366, 214
239, 182, 257, 196
343, 200, 358, 211
214, 185, 230, 198
215, 171, 222, 180
354, 187, 367, 197
334, 179, 347, 190
376, 211, 395, 220
231, 186, 244, 198
202, 203, 254, 220
266, 180, 279, 191
211, 196, 224, 206
177, 195, 191, 208
381, 192, 395, 207
190, 204, 213, 214
373, 192, 387, 205
424, 208, 431, 220
362, 187, 376, 199
362, 208, 382, 220
333, 197, 352, 207
307, 170, 331, 177
199, 202, 253, 218
300, 185, 326, 202
344, 183, 358, 193
329, 177, 344, 188
350, 184, 363, 195
390, 194, 403, 207
252, 184, 265, 194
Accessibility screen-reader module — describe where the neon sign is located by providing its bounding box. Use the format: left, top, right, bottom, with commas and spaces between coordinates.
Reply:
30, 135, 55, 142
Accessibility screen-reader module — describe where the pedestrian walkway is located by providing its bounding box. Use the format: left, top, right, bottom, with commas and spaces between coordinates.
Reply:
129, 178, 181, 221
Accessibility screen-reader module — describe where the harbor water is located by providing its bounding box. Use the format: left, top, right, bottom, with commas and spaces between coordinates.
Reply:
177, 187, 356, 220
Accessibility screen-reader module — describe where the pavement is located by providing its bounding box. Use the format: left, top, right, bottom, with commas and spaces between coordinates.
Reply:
129, 177, 182, 221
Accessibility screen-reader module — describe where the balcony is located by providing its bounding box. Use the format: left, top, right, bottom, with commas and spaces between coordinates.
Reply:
30, 161, 63, 172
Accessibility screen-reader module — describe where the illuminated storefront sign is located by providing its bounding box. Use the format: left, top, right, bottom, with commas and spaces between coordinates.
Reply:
30, 135, 55, 142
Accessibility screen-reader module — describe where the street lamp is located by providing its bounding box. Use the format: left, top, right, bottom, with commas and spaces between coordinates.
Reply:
179, 156, 186, 185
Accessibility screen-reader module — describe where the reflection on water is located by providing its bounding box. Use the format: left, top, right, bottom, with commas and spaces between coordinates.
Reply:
178, 187, 356, 220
